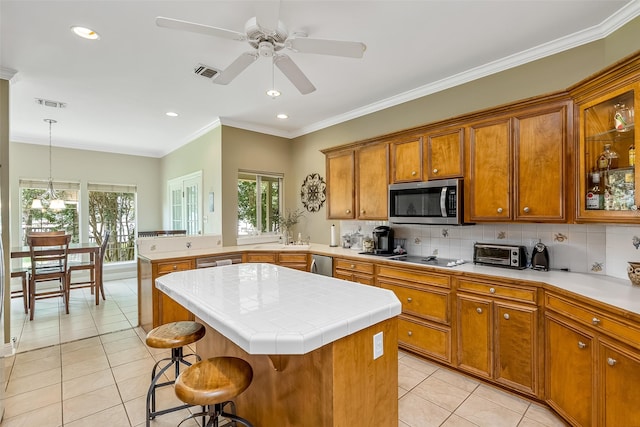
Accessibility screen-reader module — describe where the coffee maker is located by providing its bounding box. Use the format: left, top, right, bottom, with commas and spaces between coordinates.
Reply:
373, 226, 394, 254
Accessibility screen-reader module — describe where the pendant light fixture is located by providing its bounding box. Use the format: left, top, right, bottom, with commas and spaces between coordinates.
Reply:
32, 119, 65, 210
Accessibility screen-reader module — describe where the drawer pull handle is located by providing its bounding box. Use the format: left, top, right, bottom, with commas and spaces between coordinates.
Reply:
350, 264, 355, 268
173, 265, 177, 270
407, 297, 412, 303
578, 341, 587, 349
433, 168, 438, 174
489, 288, 496, 294
360, 209, 365, 214
607, 357, 617, 366
497, 207, 503, 214
345, 209, 351, 214
411, 171, 417, 176
523, 206, 531, 213
476, 307, 483, 314
592, 317, 601, 325
407, 331, 413, 337
503, 313, 510, 320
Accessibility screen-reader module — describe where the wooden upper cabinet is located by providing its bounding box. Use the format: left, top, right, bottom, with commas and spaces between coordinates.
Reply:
326, 150, 355, 219
391, 135, 423, 182
467, 118, 512, 221
514, 103, 569, 222
425, 128, 464, 180
356, 142, 389, 219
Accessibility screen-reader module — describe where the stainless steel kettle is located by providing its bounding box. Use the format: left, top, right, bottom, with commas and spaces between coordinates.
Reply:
531, 241, 550, 271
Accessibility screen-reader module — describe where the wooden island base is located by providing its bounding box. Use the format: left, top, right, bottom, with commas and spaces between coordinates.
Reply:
196, 317, 399, 427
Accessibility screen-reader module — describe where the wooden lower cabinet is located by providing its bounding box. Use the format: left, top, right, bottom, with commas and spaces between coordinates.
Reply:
277, 252, 309, 271
377, 264, 452, 364
333, 257, 374, 285
244, 252, 277, 263
599, 339, 640, 426
456, 278, 539, 397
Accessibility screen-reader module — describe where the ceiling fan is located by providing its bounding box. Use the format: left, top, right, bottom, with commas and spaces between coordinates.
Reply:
156, 13, 367, 95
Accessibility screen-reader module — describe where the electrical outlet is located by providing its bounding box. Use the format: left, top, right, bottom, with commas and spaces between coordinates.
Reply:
373, 332, 383, 359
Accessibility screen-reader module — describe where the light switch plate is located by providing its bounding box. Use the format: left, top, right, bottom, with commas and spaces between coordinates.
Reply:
373, 331, 383, 359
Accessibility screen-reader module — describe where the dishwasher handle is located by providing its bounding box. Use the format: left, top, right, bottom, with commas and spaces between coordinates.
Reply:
310, 258, 317, 274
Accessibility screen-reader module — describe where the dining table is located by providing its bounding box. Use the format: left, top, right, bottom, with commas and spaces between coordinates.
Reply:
11, 242, 103, 305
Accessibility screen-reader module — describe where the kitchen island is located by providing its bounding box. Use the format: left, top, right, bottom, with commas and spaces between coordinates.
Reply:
156, 263, 402, 427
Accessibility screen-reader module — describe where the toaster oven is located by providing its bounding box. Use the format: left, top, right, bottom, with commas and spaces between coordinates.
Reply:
473, 243, 528, 269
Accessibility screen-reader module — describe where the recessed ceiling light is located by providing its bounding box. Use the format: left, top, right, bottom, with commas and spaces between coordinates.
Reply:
266, 89, 281, 98
166, 111, 179, 117
71, 26, 100, 40
277, 113, 288, 119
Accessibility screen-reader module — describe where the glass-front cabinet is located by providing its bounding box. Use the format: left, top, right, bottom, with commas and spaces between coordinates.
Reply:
577, 82, 639, 222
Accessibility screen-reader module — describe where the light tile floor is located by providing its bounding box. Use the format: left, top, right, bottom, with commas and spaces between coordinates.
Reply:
2, 278, 568, 426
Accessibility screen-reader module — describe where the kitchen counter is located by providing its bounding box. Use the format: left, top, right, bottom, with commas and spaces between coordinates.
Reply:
155, 263, 400, 426
155, 262, 401, 354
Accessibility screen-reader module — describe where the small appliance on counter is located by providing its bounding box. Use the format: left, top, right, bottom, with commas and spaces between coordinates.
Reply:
531, 241, 550, 271
473, 242, 528, 269
372, 226, 394, 255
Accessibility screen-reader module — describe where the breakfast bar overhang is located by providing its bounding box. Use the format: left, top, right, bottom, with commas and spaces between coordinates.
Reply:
155, 263, 402, 426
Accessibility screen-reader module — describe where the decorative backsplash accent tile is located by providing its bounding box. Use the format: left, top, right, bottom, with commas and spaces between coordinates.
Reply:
554, 233, 567, 242
633, 236, 640, 249
591, 262, 603, 272
442, 229, 449, 238
497, 231, 506, 239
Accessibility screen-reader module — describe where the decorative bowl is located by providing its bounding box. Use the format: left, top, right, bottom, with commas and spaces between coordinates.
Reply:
627, 262, 640, 286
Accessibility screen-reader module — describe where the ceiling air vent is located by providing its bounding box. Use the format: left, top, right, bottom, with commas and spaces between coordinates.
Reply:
194, 64, 220, 80
35, 98, 67, 108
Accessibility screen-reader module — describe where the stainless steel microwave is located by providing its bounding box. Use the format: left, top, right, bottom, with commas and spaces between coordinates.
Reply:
388, 179, 465, 225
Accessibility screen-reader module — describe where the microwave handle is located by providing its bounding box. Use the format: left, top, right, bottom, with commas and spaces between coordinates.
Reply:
440, 187, 448, 217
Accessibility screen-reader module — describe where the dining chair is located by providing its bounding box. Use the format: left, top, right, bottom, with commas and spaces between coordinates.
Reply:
68, 230, 110, 302
10, 269, 29, 314
27, 233, 71, 320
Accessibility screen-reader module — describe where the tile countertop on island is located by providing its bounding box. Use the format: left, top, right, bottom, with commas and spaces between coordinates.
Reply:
140, 242, 640, 318
155, 263, 402, 355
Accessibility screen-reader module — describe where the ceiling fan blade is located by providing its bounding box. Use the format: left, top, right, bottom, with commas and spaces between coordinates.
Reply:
274, 55, 316, 95
286, 38, 366, 58
156, 16, 246, 41
213, 52, 258, 85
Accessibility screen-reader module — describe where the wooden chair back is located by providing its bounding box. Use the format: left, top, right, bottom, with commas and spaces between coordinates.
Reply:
27, 233, 71, 276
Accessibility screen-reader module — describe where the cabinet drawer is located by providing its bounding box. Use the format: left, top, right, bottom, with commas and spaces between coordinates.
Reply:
545, 293, 640, 348
156, 260, 192, 274
457, 279, 537, 304
334, 258, 374, 274
377, 265, 450, 289
380, 281, 450, 324
398, 317, 451, 364
245, 252, 277, 263
278, 253, 308, 263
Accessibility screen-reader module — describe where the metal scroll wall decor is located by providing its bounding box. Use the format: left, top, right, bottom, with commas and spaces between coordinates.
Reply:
300, 173, 326, 212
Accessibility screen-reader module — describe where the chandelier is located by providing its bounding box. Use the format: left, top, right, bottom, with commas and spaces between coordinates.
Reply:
31, 119, 65, 210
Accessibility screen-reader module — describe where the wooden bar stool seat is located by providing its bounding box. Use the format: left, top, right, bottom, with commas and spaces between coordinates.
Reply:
145, 321, 206, 427
175, 357, 254, 427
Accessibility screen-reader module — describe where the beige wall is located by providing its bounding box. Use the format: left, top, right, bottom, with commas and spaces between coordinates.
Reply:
290, 17, 640, 245
9, 143, 162, 244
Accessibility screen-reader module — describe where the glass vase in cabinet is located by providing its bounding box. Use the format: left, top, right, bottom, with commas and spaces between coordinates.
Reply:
578, 85, 639, 222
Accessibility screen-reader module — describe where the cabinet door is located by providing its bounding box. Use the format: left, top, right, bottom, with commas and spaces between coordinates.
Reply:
457, 294, 492, 379
599, 340, 640, 427
356, 143, 389, 219
545, 315, 595, 427
494, 302, 538, 395
513, 103, 568, 221
425, 128, 464, 180
391, 136, 423, 183
326, 151, 355, 219
467, 119, 511, 221
160, 291, 194, 324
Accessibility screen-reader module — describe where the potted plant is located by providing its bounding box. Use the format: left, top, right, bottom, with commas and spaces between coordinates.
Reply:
276, 208, 304, 245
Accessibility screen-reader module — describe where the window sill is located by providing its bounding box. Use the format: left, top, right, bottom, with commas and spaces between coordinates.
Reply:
237, 234, 282, 246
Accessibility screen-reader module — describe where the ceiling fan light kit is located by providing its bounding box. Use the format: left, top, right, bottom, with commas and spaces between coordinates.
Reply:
156, 12, 366, 96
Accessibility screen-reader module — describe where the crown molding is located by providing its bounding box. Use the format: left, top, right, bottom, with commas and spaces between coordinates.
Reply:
0, 67, 17, 81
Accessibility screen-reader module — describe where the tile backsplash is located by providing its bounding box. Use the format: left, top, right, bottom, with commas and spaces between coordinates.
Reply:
339, 221, 640, 280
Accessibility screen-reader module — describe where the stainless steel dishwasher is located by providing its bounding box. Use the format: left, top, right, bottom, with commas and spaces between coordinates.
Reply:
195, 253, 243, 268
310, 254, 333, 276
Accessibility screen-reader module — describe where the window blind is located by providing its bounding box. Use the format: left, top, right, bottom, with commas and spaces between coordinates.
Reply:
88, 182, 137, 193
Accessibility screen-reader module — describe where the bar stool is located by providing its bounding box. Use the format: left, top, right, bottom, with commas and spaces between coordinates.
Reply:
174, 357, 254, 427
145, 321, 206, 426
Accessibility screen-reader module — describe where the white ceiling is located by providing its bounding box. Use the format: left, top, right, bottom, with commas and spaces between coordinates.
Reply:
2, 1, 639, 158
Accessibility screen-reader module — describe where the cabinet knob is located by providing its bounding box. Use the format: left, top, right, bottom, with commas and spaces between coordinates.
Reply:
497, 207, 503, 214
489, 287, 496, 294
407, 297, 412, 303
407, 331, 413, 337
607, 357, 617, 366
345, 209, 351, 214
360, 209, 366, 214
476, 307, 483, 314
350, 264, 355, 268
523, 206, 531, 213
592, 317, 601, 325
503, 313, 510, 320
578, 341, 587, 349
433, 168, 438, 174
411, 171, 417, 176
173, 265, 177, 270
